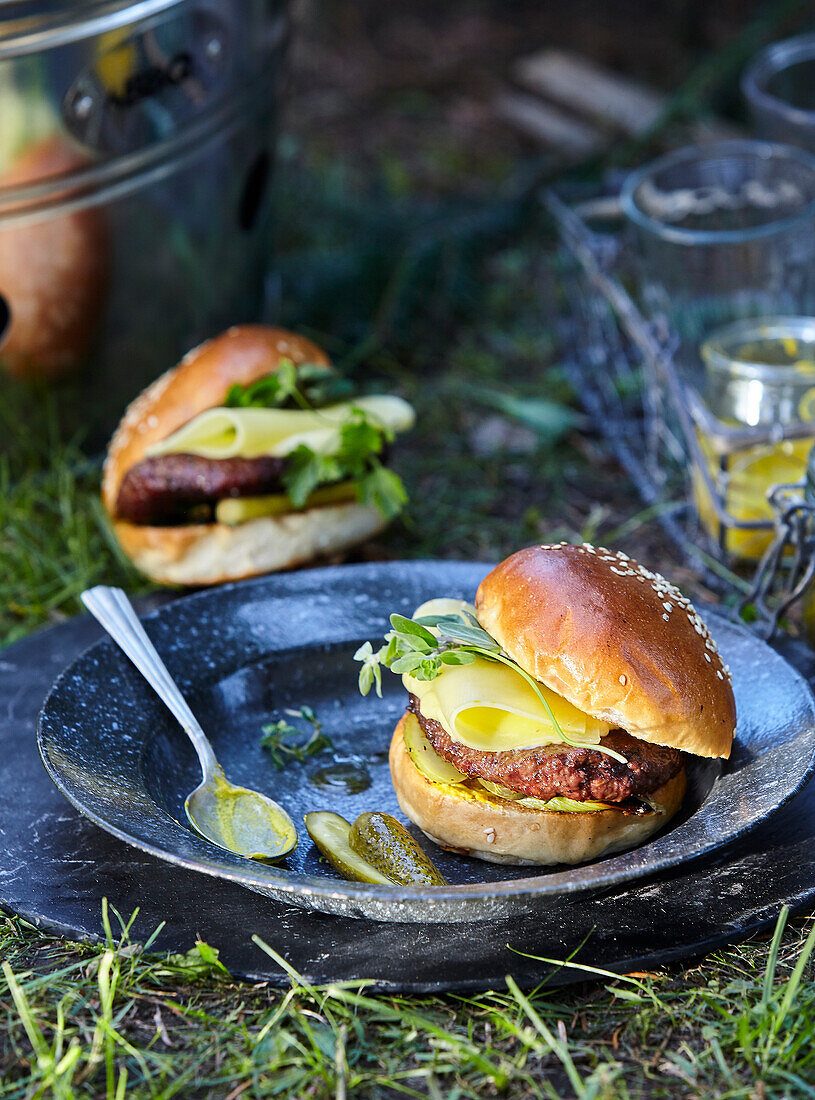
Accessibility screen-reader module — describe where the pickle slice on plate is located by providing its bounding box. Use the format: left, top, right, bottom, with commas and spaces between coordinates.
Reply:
304, 811, 393, 885
402, 712, 466, 784
349, 811, 447, 886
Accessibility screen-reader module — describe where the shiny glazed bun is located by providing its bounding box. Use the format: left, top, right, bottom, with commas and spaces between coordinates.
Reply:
103, 326, 386, 586
390, 715, 687, 865
0, 137, 108, 380
475, 543, 736, 758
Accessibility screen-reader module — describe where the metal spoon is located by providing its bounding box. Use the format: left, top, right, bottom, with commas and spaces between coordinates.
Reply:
80, 586, 297, 862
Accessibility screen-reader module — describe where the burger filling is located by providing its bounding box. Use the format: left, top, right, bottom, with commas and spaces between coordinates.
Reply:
407, 695, 683, 806
114, 374, 414, 526
356, 596, 685, 816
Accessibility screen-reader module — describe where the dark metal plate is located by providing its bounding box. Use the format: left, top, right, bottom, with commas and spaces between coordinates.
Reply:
36, 563, 815, 922
0, 585, 813, 989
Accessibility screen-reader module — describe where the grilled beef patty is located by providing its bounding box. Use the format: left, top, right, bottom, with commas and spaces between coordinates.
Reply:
116, 454, 289, 524
408, 694, 684, 803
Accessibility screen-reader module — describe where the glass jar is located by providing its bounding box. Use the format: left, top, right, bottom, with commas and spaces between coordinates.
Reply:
0, 0, 288, 441
800, 444, 815, 642
692, 316, 815, 560
620, 141, 815, 387
743, 34, 815, 153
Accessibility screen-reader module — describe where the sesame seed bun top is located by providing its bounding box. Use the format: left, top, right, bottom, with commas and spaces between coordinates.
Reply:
474, 543, 736, 759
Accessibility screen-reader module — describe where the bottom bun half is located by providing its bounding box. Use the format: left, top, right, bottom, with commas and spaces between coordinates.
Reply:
113, 502, 387, 586
389, 713, 687, 866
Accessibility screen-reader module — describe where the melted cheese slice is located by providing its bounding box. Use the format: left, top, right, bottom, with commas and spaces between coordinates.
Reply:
404, 598, 611, 753
146, 395, 415, 461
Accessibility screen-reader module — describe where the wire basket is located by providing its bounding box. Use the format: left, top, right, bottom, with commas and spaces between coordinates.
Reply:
547, 186, 815, 634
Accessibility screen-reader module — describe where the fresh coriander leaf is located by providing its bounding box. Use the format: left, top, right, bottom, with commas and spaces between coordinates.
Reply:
282, 446, 343, 507
225, 374, 284, 408
338, 415, 386, 468
356, 464, 408, 520
223, 360, 352, 410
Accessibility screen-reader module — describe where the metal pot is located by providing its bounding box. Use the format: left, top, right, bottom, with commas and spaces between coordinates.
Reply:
0, 0, 288, 434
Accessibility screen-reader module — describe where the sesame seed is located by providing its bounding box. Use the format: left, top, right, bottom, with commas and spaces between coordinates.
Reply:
705, 653, 711, 662
662, 613, 670, 621
485, 828, 496, 844
619, 674, 627, 686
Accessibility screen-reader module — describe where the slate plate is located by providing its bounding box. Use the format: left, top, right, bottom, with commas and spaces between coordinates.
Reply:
36, 562, 815, 923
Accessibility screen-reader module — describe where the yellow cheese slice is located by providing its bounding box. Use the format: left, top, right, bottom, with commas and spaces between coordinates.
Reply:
146, 395, 415, 461
404, 655, 611, 753
413, 597, 478, 620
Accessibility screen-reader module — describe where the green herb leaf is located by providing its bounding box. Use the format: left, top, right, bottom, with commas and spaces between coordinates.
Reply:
440, 650, 476, 665
224, 359, 353, 410
433, 617, 500, 650
338, 414, 387, 469
389, 614, 436, 645
354, 641, 385, 697
282, 447, 344, 507
260, 706, 332, 770
390, 652, 429, 674
356, 464, 408, 520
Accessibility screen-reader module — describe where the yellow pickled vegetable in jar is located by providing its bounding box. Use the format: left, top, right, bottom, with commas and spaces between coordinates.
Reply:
693, 318, 815, 562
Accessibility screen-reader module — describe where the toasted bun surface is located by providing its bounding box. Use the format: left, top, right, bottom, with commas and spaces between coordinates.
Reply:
102, 325, 329, 514
390, 714, 686, 865
475, 544, 735, 759
113, 503, 386, 586
0, 137, 107, 380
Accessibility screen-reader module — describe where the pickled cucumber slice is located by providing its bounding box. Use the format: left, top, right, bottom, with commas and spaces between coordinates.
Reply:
216, 482, 357, 525
304, 811, 393, 885
403, 712, 466, 784
478, 779, 523, 800
518, 795, 617, 812
349, 812, 447, 886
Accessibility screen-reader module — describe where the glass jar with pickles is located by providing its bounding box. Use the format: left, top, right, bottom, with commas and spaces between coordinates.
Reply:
692, 316, 815, 561
800, 445, 815, 643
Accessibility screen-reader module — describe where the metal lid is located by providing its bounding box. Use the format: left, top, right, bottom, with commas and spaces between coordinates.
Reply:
0, 1, 188, 58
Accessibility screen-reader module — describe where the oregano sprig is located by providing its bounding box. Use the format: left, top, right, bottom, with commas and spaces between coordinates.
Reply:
355, 606, 627, 763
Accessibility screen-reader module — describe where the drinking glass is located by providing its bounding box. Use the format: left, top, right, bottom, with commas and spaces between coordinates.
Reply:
620, 140, 815, 383
743, 34, 815, 153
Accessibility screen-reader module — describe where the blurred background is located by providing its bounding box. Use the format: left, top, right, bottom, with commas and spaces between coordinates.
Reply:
4, 0, 815, 639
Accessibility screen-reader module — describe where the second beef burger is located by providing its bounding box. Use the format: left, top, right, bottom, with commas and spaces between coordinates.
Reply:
103, 325, 414, 585
358, 544, 736, 866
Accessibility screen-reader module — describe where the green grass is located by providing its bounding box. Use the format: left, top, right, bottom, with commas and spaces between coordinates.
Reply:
2, 904, 815, 1098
